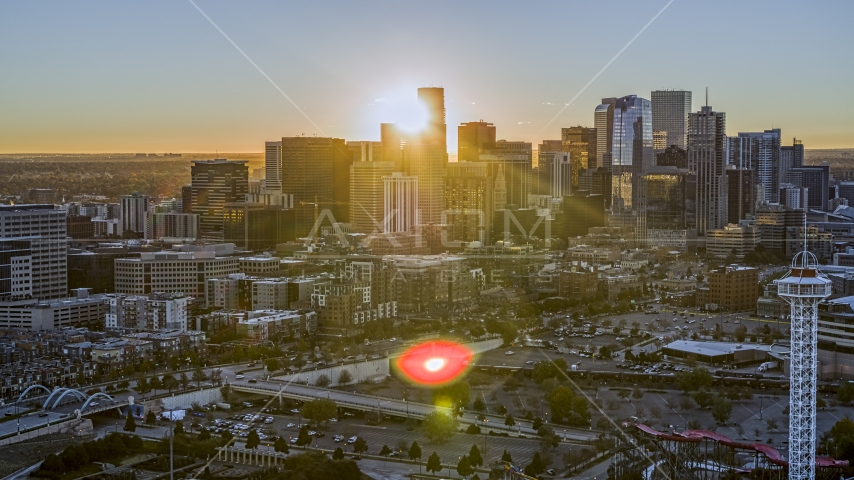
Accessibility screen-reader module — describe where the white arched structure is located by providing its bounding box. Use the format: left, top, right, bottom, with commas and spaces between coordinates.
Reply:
80, 392, 116, 412
44, 388, 87, 409
16, 384, 51, 405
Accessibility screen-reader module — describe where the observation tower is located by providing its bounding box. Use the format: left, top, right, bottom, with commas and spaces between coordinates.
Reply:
777, 249, 831, 480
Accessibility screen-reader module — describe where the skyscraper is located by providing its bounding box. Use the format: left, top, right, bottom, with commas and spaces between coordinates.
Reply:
594, 98, 617, 169
418, 87, 446, 149
479, 140, 533, 209
380, 123, 404, 171
264, 141, 282, 193
726, 167, 756, 224
280, 137, 352, 237
728, 129, 781, 203
383, 173, 418, 233
561, 126, 598, 184
0, 204, 67, 300
190, 159, 249, 241
350, 160, 396, 233
640, 166, 696, 249
688, 105, 728, 235
445, 162, 490, 243
790, 165, 830, 211
119, 192, 150, 236
458, 121, 496, 162
780, 138, 805, 185
610, 95, 653, 213
651, 90, 692, 150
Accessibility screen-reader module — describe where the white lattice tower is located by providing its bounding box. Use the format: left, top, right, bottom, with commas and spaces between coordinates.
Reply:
777, 250, 831, 480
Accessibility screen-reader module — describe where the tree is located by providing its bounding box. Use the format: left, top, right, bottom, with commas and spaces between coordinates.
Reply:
676, 367, 714, 393
423, 411, 458, 443
501, 450, 513, 464
332, 447, 345, 460
548, 386, 590, 426
198, 428, 211, 441
352, 437, 368, 454
316, 374, 331, 388
409, 441, 422, 461
220, 384, 233, 404
693, 389, 714, 410
380, 444, 392, 457
134, 377, 151, 395
221, 430, 233, 446
524, 452, 545, 476
469, 444, 483, 468
265, 358, 280, 372
192, 366, 208, 388
301, 398, 337, 426
296, 426, 312, 447
161, 374, 178, 393
145, 410, 157, 426
274, 437, 289, 454
246, 430, 261, 449
209, 368, 223, 387
432, 381, 471, 409
532, 417, 543, 430
338, 370, 353, 384
472, 397, 486, 412
838, 382, 854, 405
41, 454, 65, 473
820, 417, 854, 460
149, 376, 163, 394
174, 420, 184, 435
177, 371, 192, 390
456, 456, 473, 478
504, 414, 516, 427
711, 396, 733, 425
124, 413, 137, 433
632, 387, 644, 400
426, 452, 442, 475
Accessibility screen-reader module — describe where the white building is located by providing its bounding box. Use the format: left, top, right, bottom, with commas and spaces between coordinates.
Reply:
146, 212, 199, 240
120, 193, 150, 235
0, 289, 106, 330
383, 173, 418, 233
115, 251, 238, 299
0, 204, 67, 299
106, 293, 191, 331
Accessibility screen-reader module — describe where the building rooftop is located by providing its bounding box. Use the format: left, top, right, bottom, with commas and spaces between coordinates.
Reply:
665, 340, 771, 357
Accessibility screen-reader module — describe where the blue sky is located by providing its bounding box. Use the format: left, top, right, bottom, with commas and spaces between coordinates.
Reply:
1, 0, 852, 153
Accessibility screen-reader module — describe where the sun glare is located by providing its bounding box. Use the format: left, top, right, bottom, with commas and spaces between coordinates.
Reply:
424, 358, 445, 372
374, 88, 430, 134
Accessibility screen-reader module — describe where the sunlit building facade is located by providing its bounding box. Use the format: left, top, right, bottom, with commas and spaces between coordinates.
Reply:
688, 106, 727, 235
651, 90, 692, 150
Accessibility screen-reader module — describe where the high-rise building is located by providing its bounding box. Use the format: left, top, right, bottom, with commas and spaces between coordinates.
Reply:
728, 129, 781, 203
119, 193, 150, 236
347, 141, 383, 163
651, 90, 692, 150
656, 145, 687, 169
147, 212, 199, 240
223, 203, 296, 250
0, 239, 32, 300
381, 123, 404, 171
561, 191, 605, 238
479, 140, 533, 209
405, 142, 446, 225
780, 138, 805, 186
726, 167, 756, 224
190, 159, 249, 241
383, 173, 418, 233
264, 141, 282, 193
594, 98, 617, 169
115, 251, 238, 298
458, 121, 496, 162
0, 204, 67, 300
561, 126, 598, 183
280, 137, 352, 237
445, 162, 490, 243
640, 166, 697, 249
418, 87, 446, 148
536, 140, 563, 195
610, 95, 653, 213
688, 105, 727, 235
350, 160, 396, 233
790, 165, 830, 211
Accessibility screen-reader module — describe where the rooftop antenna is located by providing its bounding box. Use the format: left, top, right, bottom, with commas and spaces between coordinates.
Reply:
705, 87, 708, 107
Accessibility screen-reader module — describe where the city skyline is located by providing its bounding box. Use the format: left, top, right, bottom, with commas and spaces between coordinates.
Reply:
2, 1, 853, 153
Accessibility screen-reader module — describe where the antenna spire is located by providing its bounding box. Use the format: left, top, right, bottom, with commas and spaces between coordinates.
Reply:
705, 87, 708, 107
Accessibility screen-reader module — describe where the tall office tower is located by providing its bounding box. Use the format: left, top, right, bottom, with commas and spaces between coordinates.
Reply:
640, 166, 697, 249
0, 205, 67, 300
418, 87, 446, 148
493, 165, 507, 211
728, 129, 782, 203
790, 165, 830, 211
404, 141, 446, 225
562, 126, 598, 183
777, 251, 831, 480
561, 191, 605, 238
656, 145, 688, 169
688, 105, 727, 235
726, 167, 756, 224
223, 203, 296, 250
595, 98, 617, 169
445, 162, 491, 243
537, 140, 563, 195
651, 90, 692, 150
190, 159, 249, 242
280, 137, 352, 237
381, 123, 404, 171
383, 173, 418, 233
479, 140, 533, 208
264, 141, 282, 193
458, 121, 496, 162
780, 138, 805, 185
181, 185, 193, 213
119, 193, 150, 236
610, 95, 653, 213
347, 141, 383, 163
653, 131, 667, 151
350, 160, 396, 233
549, 153, 572, 198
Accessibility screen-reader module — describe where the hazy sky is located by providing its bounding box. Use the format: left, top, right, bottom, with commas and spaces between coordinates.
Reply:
2, 1, 853, 153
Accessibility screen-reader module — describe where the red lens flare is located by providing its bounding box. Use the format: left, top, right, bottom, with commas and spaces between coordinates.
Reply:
395, 341, 473, 386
